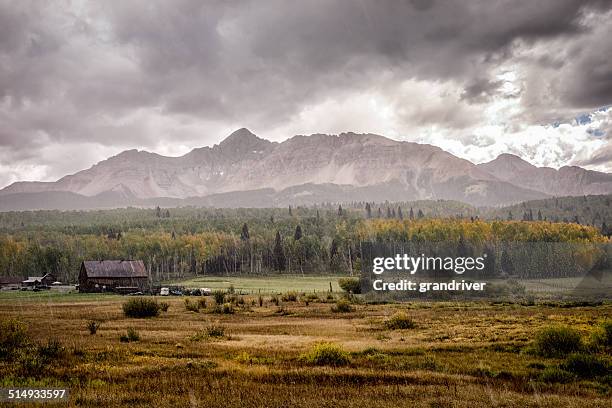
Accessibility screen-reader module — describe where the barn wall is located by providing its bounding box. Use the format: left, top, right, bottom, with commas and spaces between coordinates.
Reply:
79, 276, 148, 293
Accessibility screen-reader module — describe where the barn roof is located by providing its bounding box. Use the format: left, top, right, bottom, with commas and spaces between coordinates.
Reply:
22, 273, 54, 283
81, 260, 148, 278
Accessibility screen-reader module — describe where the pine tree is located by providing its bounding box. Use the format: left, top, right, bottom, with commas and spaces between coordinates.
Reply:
338, 205, 343, 216
273, 231, 285, 271
507, 211, 513, 221
330, 239, 339, 257
409, 207, 414, 220
240, 223, 250, 241
386, 207, 392, 218
417, 209, 424, 219
537, 210, 542, 221
500, 250, 514, 276
365, 203, 372, 218
397, 207, 403, 220
288, 205, 292, 216
377, 207, 382, 218
294, 225, 303, 241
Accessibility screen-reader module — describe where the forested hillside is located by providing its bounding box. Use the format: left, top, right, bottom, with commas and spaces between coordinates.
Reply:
483, 194, 612, 231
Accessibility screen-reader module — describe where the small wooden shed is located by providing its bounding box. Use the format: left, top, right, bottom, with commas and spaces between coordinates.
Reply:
22, 273, 56, 287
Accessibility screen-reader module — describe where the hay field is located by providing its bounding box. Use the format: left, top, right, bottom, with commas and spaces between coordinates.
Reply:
0, 292, 610, 407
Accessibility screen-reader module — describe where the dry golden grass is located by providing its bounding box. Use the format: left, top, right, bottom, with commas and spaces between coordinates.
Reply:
0, 295, 610, 407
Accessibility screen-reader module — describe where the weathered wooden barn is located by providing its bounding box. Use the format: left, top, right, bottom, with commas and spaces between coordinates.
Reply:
78, 260, 149, 293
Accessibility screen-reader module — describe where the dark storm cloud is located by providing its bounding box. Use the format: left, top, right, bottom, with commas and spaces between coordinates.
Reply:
461, 78, 504, 104
88, 0, 611, 124
1, 0, 612, 185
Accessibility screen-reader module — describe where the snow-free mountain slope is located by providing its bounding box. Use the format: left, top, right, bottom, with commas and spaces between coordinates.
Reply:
478, 154, 612, 196
1, 128, 611, 209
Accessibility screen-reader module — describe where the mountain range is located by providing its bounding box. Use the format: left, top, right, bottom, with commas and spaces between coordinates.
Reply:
1, 128, 611, 211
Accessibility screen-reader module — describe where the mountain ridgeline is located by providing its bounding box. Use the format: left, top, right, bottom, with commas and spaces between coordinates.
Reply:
2, 128, 612, 211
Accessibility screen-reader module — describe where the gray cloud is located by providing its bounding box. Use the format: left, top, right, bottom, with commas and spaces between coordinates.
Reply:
0, 0, 611, 187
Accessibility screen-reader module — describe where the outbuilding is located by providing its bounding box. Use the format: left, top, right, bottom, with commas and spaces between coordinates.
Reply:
22, 273, 56, 287
78, 260, 149, 293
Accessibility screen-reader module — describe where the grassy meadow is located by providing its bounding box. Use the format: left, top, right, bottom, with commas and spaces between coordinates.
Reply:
0, 286, 610, 407
168, 275, 343, 293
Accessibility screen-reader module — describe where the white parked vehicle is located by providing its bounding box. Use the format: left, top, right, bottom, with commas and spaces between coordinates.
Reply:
200, 288, 212, 296
160, 287, 170, 296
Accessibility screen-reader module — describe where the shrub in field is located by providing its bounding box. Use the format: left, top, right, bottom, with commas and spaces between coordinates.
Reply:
37, 339, 64, 361
190, 324, 227, 341
86, 320, 100, 335
205, 325, 225, 338
122, 298, 160, 318
282, 291, 298, 302
235, 351, 255, 364
338, 278, 361, 294
213, 290, 225, 305
159, 302, 170, 312
184, 299, 200, 312
539, 366, 574, 383
222, 303, 235, 314
197, 298, 207, 309
120, 328, 140, 342
302, 293, 319, 303
331, 299, 353, 313
533, 326, 582, 357
270, 295, 279, 306
384, 312, 416, 330
300, 342, 350, 366
258, 295, 263, 307
0, 319, 28, 359
235, 351, 272, 365
127, 328, 140, 341
561, 353, 609, 378
590, 320, 612, 350
18, 353, 46, 377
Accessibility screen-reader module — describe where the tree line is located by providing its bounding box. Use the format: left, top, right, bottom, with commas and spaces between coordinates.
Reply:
0, 205, 607, 284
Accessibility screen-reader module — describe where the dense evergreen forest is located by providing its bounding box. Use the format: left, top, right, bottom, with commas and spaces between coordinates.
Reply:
0, 195, 610, 283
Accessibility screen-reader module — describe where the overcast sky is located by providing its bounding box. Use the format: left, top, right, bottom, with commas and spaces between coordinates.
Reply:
1, 0, 612, 188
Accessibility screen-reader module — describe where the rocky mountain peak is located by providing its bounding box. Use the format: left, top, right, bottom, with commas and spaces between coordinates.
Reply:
219, 128, 260, 145
216, 128, 273, 157
490, 153, 535, 168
